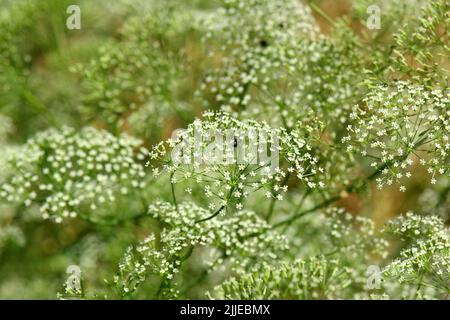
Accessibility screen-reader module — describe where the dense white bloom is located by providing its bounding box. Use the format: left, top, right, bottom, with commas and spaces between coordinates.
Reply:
0, 127, 148, 222
383, 212, 449, 295
114, 201, 288, 297
199, 0, 319, 116
210, 257, 352, 299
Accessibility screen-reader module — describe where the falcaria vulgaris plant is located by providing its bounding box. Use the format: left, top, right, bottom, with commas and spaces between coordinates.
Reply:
0, 0, 448, 300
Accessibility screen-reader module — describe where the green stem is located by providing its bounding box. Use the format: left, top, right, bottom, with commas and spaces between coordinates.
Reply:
273, 160, 393, 229
273, 194, 339, 229
22, 89, 60, 127
170, 172, 178, 211
195, 205, 225, 223
309, 1, 337, 28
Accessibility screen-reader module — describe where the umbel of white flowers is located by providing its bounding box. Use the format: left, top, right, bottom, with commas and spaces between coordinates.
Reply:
343, 81, 449, 192
0, 127, 148, 222
148, 111, 325, 212
114, 201, 288, 298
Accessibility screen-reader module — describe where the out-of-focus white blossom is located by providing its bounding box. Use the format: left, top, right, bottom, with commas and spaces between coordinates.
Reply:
0, 127, 148, 222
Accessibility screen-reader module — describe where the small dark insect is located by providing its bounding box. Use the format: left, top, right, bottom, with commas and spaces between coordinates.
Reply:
233, 137, 238, 147
260, 39, 268, 48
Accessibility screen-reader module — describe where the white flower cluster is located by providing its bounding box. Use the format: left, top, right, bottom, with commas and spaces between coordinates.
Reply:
269, 36, 364, 128
74, 3, 190, 130
200, 0, 368, 134
199, 0, 318, 113
149, 111, 325, 211
0, 127, 147, 222
210, 257, 352, 299
114, 201, 288, 297
292, 115, 356, 193
383, 212, 449, 294
325, 208, 389, 262
343, 81, 449, 191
